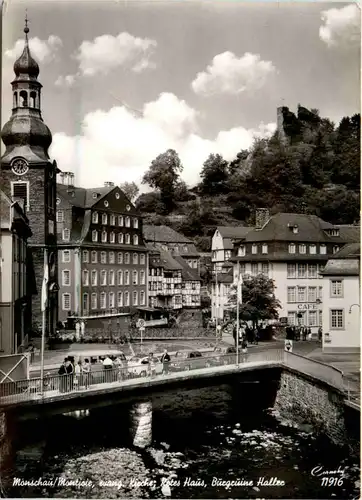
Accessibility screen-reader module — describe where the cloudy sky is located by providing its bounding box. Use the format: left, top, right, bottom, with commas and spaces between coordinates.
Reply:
2, 0, 360, 188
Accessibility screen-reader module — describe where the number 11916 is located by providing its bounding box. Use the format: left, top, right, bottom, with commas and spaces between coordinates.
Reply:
321, 477, 344, 487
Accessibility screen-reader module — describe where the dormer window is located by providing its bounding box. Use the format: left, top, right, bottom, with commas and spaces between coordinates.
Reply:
251, 244, 258, 254
262, 244, 268, 254
331, 229, 340, 237
299, 244, 306, 254
92, 212, 98, 224
292, 226, 299, 234
102, 213, 107, 225
92, 193, 98, 199
238, 245, 246, 257
288, 243, 296, 254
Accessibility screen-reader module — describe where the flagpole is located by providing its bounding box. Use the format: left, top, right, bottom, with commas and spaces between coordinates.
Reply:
40, 247, 48, 395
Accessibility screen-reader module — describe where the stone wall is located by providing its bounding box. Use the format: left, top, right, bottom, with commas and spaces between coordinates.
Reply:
274, 371, 348, 446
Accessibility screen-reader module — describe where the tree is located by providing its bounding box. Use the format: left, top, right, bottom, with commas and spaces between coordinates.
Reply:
200, 153, 229, 195
142, 149, 183, 213
120, 181, 139, 202
226, 274, 281, 327
135, 191, 164, 214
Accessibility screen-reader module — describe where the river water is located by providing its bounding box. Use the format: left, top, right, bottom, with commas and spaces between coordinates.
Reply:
5, 376, 360, 499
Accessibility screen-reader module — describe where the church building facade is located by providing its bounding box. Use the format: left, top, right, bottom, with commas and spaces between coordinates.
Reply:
0, 22, 59, 339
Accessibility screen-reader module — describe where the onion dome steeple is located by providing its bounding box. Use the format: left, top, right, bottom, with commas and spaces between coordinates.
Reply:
1, 17, 52, 165
13, 16, 40, 80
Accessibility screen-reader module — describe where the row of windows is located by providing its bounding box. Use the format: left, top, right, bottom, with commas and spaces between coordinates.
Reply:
61, 229, 140, 245
91, 212, 139, 228
62, 250, 146, 265
149, 282, 198, 291
91, 230, 139, 245
287, 310, 322, 327
62, 269, 146, 287
287, 264, 324, 279
231, 243, 340, 258
62, 290, 146, 311
236, 263, 269, 276
287, 286, 323, 303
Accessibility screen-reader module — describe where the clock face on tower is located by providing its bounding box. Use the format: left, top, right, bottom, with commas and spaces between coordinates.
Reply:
11, 158, 29, 176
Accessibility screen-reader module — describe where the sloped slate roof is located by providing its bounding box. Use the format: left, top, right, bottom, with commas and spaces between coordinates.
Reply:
173, 255, 201, 281
217, 226, 252, 239
57, 184, 115, 208
143, 225, 192, 243
335, 225, 360, 243
243, 213, 343, 243
322, 259, 359, 276
153, 250, 183, 271
331, 242, 360, 259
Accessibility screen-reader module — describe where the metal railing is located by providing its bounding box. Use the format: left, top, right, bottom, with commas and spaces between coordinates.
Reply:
0, 350, 283, 406
1, 348, 358, 408
343, 374, 361, 404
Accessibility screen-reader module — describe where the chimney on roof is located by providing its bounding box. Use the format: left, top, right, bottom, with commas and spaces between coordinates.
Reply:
104, 182, 114, 187
255, 208, 270, 230
60, 171, 75, 188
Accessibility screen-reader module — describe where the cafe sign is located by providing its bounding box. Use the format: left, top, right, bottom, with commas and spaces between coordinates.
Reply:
297, 304, 318, 310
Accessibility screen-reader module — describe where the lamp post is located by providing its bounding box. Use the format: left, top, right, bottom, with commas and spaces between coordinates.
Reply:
215, 264, 219, 343
236, 260, 242, 365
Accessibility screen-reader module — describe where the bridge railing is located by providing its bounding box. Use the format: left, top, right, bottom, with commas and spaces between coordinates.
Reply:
283, 351, 345, 391
0, 350, 283, 405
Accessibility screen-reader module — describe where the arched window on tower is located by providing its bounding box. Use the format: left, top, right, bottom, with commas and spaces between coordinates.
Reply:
30, 91, 37, 108
19, 90, 28, 107
13, 92, 18, 108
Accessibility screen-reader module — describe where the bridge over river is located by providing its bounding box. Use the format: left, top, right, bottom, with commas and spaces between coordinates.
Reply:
0, 349, 358, 417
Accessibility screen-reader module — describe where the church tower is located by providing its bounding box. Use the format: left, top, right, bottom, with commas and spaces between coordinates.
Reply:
1, 20, 59, 336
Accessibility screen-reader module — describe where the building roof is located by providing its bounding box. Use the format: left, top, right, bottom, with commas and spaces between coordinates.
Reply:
322, 243, 360, 276
143, 225, 192, 244
57, 184, 116, 208
211, 269, 233, 284
331, 242, 360, 259
216, 226, 254, 250
335, 225, 360, 243
239, 213, 344, 243
173, 255, 201, 281
217, 226, 251, 239
150, 250, 183, 271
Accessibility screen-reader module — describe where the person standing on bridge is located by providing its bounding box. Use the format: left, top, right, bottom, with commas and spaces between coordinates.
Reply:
103, 356, 114, 383
83, 358, 91, 389
65, 358, 74, 392
58, 358, 67, 393
161, 349, 171, 375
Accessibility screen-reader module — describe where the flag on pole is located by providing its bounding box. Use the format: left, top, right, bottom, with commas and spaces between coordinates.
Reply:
41, 250, 49, 312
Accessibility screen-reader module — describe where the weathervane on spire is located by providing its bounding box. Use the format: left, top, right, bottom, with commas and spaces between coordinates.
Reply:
24, 9, 29, 36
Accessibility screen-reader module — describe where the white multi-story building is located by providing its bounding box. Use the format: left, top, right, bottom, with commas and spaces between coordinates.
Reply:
321, 243, 360, 353
231, 210, 359, 335
211, 226, 253, 319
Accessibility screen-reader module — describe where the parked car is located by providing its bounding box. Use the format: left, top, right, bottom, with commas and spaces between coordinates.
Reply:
172, 350, 211, 371
127, 356, 163, 377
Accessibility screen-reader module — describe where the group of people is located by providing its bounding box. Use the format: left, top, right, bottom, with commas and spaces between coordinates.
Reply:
285, 325, 321, 342
101, 354, 128, 383
146, 350, 171, 377
58, 357, 91, 392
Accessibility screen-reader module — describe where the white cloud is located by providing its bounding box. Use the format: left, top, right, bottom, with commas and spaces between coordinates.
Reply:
54, 74, 78, 87
5, 35, 62, 63
74, 32, 157, 76
319, 4, 360, 48
50, 93, 275, 188
191, 51, 276, 96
